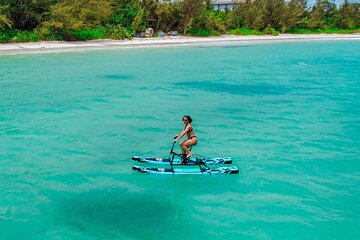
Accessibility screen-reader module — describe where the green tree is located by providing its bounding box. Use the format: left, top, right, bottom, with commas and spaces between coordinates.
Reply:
280, 0, 307, 33
192, 10, 226, 33
42, 0, 112, 40
155, 1, 181, 32
261, 0, 284, 30
223, 9, 237, 30
322, 0, 337, 27
0, 4, 12, 29
336, 0, 359, 29
131, 6, 146, 33
309, 0, 325, 29
353, 2, 360, 28
2, 0, 59, 30
179, 0, 206, 34
234, 0, 265, 30
140, 0, 157, 29
110, 0, 140, 27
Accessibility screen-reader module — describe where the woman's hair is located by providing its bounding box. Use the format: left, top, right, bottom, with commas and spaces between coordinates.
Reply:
183, 115, 193, 123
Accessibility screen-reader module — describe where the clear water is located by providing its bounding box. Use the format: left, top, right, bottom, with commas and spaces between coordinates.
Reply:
0, 41, 359, 239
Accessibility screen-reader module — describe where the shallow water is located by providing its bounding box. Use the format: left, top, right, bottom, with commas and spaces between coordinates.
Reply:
0, 41, 359, 239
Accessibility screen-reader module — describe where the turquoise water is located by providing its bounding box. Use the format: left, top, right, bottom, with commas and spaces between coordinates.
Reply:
1, 41, 359, 239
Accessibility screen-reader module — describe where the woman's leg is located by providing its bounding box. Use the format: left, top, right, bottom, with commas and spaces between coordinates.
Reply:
180, 138, 198, 159
180, 140, 187, 155
179, 140, 188, 163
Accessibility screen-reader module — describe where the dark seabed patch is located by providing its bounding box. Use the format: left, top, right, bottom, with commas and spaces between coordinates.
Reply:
54, 188, 180, 238
176, 81, 291, 96
100, 75, 134, 80
195, 45, 250, 50
92, 98, 110, 103
220, 45, 251, 49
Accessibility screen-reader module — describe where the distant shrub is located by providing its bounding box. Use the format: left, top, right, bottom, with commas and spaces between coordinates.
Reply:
70, 29, 106, 41
210, 30, 221, 36
104, 25, 132, 40
13, 31, 41, 42
67, 26, 132, 41
290, 28, 360, 34
321, 27, 357, 34
263, 26, 279, 36
228, 28, 262, 35
188, 29, 211, 37
0, 29, 16, 42
38, 28, 65, 41
187, 29, 221, 37
203, 11, 226, 34
0, 30, 42, 42
289, 28, 312, 34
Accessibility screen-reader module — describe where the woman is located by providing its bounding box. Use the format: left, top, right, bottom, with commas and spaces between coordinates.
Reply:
174, 115, 198, 162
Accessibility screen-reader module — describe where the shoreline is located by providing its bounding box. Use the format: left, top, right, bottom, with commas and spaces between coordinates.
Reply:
1, 34, 360, 55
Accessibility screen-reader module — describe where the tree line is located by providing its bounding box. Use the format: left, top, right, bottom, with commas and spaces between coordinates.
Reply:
0, 0, 359, 42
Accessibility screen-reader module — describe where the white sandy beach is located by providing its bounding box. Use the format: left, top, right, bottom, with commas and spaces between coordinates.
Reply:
1, 34, 359, 55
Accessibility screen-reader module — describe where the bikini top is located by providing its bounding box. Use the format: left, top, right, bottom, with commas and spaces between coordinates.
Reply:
184, 125, 194, 134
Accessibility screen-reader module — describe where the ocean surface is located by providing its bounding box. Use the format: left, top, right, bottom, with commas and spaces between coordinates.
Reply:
0, 40, 359, 240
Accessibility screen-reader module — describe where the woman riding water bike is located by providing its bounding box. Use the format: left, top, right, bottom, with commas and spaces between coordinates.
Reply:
174, 115, 198, 163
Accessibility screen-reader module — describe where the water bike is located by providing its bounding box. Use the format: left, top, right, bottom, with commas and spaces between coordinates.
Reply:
132, 155, 232, 165
132, 142, 239, 175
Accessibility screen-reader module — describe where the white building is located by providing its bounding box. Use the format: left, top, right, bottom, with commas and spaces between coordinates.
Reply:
212, 0, 239, 10
161, 0, 240, 11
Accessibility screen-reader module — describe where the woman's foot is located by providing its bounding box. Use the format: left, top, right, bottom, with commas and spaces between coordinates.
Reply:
186, 152, 192, 159
180, 154, 187, 164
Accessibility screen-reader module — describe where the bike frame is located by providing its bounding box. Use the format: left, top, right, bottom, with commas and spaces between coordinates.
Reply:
169, 142, 208, 173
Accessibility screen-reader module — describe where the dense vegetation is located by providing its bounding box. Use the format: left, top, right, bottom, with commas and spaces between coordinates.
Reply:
0, 0, 359, 42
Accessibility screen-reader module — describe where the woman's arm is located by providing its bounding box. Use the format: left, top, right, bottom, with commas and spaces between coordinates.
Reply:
174, 131, 185, 142
174, 125, 192, 142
